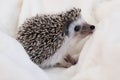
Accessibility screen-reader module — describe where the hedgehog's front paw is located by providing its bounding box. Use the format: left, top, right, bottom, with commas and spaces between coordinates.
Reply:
54, 54, 77, 68
65, 54, 77, 65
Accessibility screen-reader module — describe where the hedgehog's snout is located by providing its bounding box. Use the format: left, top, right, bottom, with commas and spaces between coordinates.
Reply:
80, 23, 95, 34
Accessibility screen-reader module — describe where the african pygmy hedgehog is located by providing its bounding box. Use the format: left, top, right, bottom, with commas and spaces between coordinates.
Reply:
17, 8, 95, 68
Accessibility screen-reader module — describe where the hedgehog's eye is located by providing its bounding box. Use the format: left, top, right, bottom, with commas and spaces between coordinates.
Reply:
74, 25, 81, 32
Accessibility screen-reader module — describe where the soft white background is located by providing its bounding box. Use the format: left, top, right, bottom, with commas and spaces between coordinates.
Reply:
0, 0, 120, 80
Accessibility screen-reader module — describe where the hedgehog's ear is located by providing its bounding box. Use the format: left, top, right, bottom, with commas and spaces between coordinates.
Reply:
64, 20, 72, 36
80, 9, 81, 12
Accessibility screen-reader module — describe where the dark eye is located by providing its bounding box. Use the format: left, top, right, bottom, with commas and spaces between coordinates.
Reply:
74, 25, 81, 32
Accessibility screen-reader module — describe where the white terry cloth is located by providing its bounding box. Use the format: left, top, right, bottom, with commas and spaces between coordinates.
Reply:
0, 0, 120, 80
0, 0, 22, 37
0, 31, 50, 80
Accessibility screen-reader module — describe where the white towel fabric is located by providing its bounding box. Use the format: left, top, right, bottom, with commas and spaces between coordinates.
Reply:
0, 0, 120, 80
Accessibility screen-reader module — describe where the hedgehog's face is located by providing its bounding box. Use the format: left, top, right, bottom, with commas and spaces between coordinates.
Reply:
65, 16, 95, 39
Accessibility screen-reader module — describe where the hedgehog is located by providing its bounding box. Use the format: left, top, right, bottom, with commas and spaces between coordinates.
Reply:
17, 8, 95, 68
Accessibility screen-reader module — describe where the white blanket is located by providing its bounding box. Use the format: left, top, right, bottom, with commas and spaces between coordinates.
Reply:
0, 0, 120, 80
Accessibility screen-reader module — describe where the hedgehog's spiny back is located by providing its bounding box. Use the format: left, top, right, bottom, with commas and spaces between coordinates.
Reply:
17, 8, 81, 66
60, 8, 81, 23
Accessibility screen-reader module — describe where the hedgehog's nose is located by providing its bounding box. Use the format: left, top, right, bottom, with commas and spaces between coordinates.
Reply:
90, 25, 95, 30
